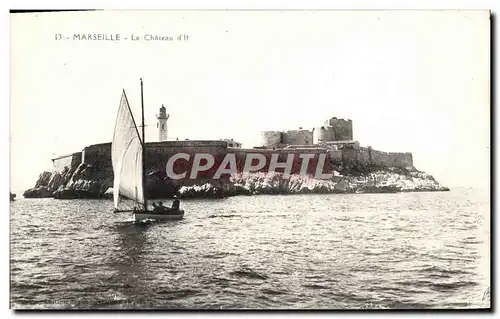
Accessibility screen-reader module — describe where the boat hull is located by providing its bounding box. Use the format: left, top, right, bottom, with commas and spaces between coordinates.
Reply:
134, 210, 184, 221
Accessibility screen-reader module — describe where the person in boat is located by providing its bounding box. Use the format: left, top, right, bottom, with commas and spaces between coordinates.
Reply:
157, 201, 172, 214
152, 201, 162, 214
171, 196, 180, 213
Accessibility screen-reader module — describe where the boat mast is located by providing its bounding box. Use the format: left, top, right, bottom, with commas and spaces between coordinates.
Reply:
140, 78, 147, 211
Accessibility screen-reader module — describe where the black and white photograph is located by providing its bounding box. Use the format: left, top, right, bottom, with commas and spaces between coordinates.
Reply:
9, 9, 490, 310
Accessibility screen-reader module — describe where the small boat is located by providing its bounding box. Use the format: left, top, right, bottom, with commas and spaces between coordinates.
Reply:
111, 79, 184, 221
134, 209, 185, 222
10, 192, 16, 201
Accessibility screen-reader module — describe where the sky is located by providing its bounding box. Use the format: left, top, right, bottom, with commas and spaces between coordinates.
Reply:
9, 10, 490, 194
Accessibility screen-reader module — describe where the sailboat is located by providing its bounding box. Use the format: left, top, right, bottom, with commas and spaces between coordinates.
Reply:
112, 79, 184, 222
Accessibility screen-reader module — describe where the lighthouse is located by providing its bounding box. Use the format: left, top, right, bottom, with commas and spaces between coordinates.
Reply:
156, 105, 169, 142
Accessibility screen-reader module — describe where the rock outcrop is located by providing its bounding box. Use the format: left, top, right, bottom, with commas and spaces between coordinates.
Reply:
23, 185, 54, 198
53, 163, 113, 199
23, 163, 82, 198
24, 163, 448, 200
177, 168, 449, 199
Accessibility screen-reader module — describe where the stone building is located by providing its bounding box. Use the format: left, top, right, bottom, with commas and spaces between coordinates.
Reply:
323, 117, 353, 141
260, 116, 354, 149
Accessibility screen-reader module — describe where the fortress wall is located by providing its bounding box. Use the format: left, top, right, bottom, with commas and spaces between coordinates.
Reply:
370, 149, 414, 169
342, 147, 370, 166
341, 147, 413, 169
356, 147, 372, 166
82, 143, 113, 168
52, 152, 82, 174
80, 141, 232, 181
60, 139, 414, 191
144, 143, 330, 185
72, 152, 83, 167
145, 142, 229, 186
282, 130, 314, 146
232, 148, 330, 176
402, 153, 413, 167
148, 140, 228, 148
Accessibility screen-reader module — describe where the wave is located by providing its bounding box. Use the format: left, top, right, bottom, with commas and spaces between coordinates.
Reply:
430, 281, 478, 292
416, 265, 471, 275
208, 214, 241, 219
229, 267, 269, 280
201, 252, 236, 259
260, 288, 288, 295
394, 279, 478, 291
155, 288, 201, 300
302, 283, 330, 290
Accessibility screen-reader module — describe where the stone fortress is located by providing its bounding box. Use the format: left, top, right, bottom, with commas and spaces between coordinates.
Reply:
51, 106, 414, 179
25, 104, 422, 199
49, 106, 413, 179
260, 117, 353, 148
258, 117, 413, 170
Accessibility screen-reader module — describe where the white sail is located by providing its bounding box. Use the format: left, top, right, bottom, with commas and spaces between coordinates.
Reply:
112, 91, 144, 209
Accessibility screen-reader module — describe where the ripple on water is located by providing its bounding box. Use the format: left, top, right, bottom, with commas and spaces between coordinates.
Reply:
10, 189, 490, 309
229, 267, 269, 280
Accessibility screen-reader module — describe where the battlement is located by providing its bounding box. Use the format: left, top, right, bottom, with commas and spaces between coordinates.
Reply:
51, 152, 81, 162
326, 117, 352, 123
260, 116, 354, 148
51, 152, 82, 174
82, 143, 112, 166
341, 146, 414, 169
147, 140, 228, 148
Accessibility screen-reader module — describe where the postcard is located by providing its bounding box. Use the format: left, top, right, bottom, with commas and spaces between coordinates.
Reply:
9, 10, 491, 310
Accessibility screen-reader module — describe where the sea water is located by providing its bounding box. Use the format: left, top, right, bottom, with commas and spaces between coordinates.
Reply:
10, 188, 490, 309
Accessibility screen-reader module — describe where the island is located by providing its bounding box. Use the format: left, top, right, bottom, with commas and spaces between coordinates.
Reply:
23, 114, 449, 199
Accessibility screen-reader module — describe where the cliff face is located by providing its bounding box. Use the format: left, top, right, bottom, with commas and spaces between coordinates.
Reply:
23, 151, 85, 198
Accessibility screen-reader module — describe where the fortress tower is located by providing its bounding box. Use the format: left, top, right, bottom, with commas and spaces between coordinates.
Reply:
156, 105, 170, 142
324, 117, 353, 141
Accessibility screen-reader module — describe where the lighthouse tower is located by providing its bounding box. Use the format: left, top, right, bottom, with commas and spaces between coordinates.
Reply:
156, 105, 170, 142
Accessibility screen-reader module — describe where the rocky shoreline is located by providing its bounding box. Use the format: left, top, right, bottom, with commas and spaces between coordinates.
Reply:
178, 169, 449, 198
23, 164, 449, 200
23, 163, 111, 199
